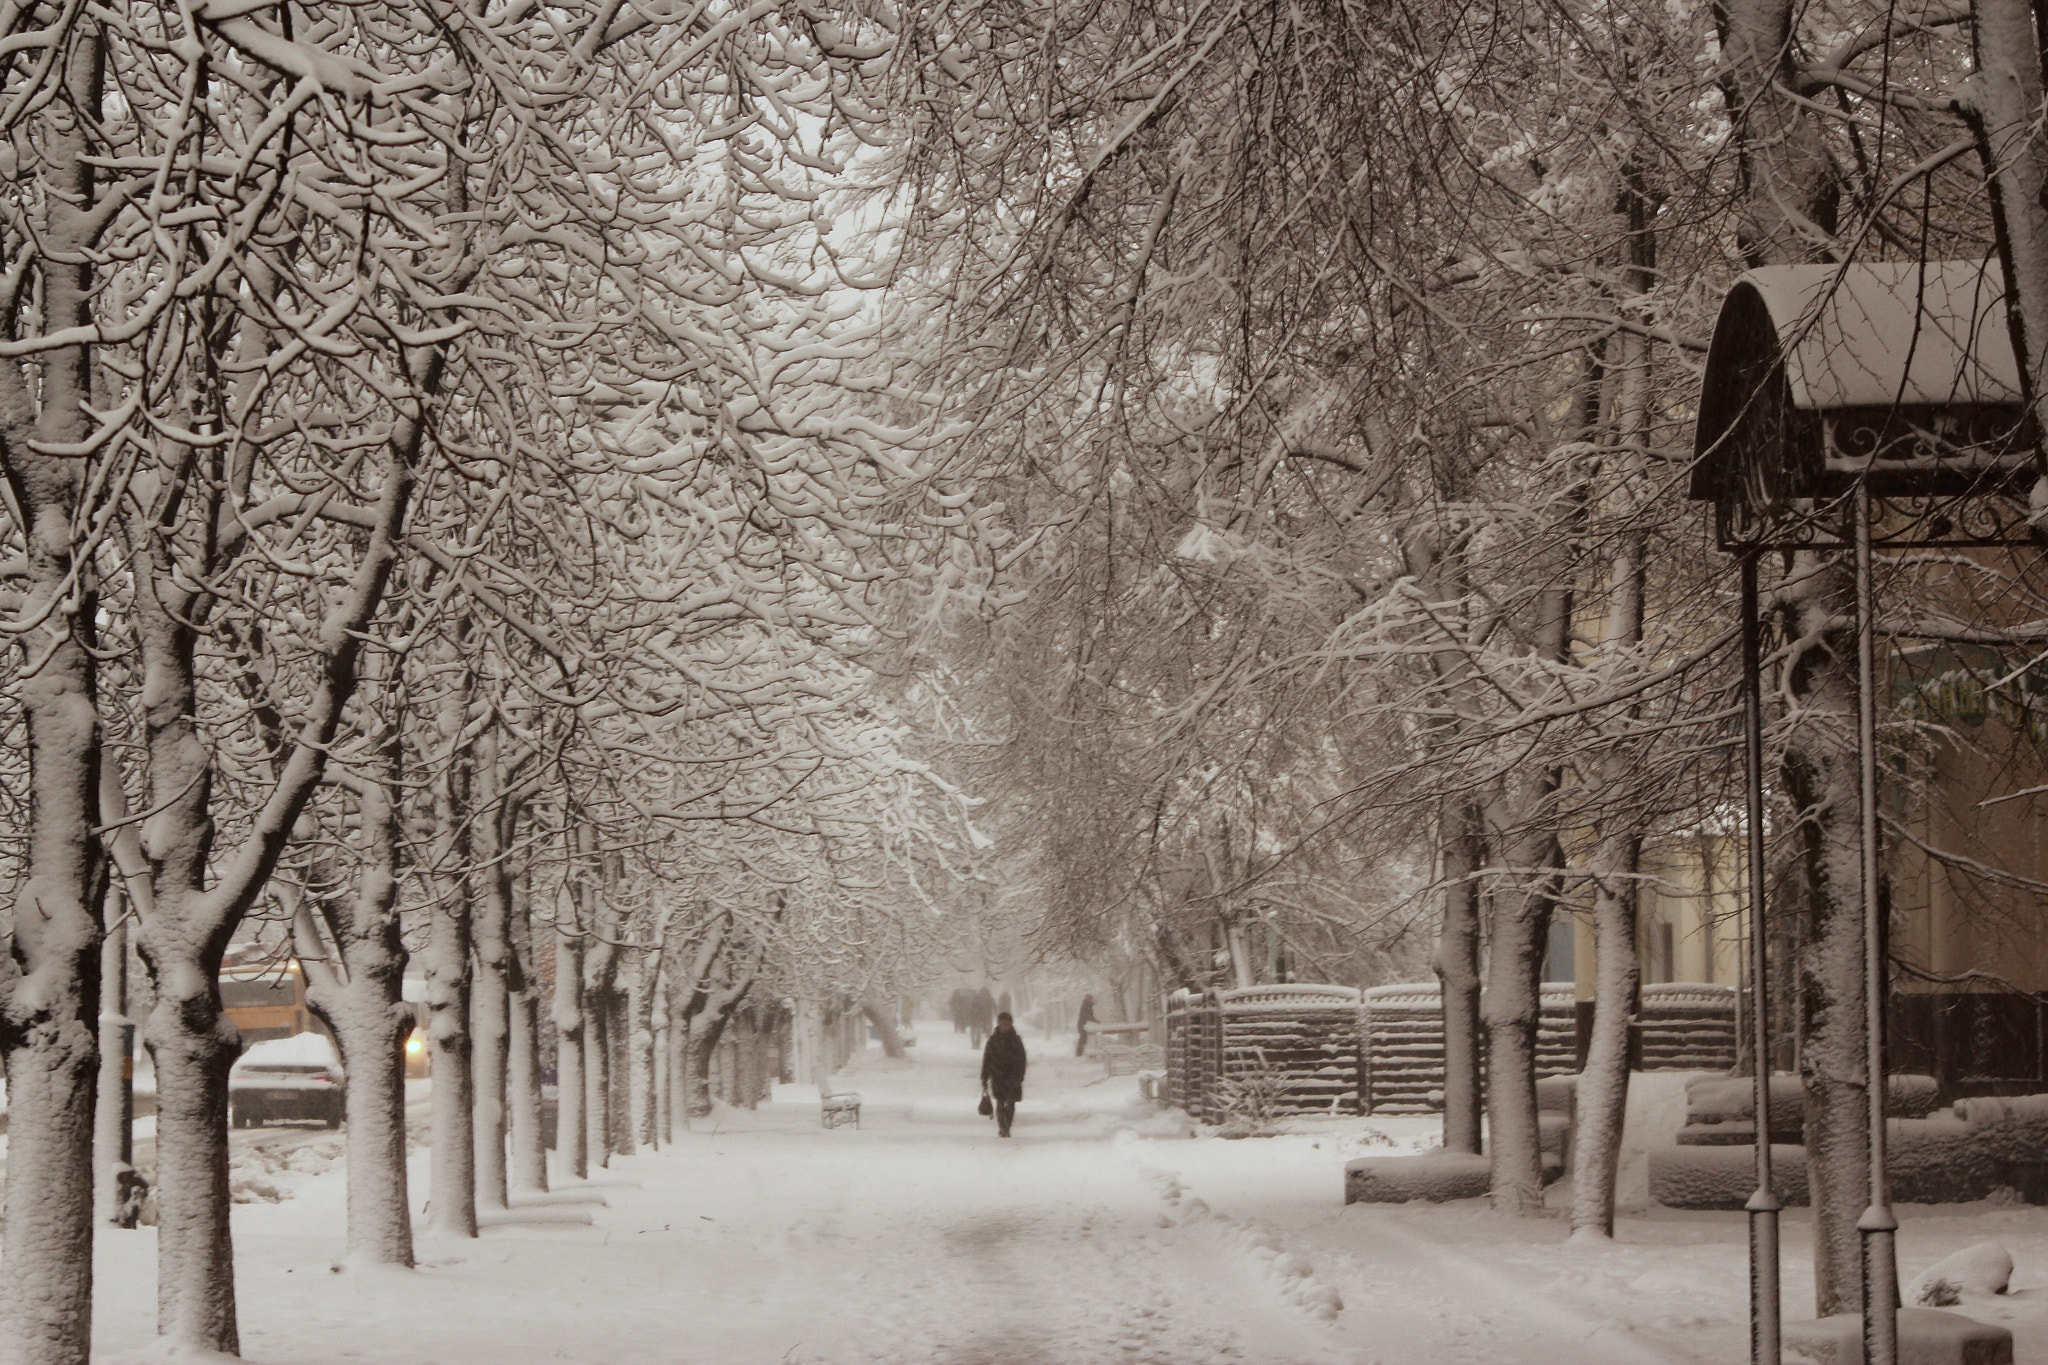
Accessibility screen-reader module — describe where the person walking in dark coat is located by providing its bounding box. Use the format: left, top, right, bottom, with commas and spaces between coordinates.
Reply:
1075, 993, 1098, 1057
981, 1012, 1027, 1137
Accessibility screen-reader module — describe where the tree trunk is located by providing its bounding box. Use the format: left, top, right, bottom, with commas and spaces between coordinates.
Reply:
506, 869, 547, 1194
552, 930, 588, 1181
1480, 485, 1574, 1216
0, 31, 110, 1361
1721, 0, 1861, 1300
630, 955, 661, 1148
422, 643, 478, 1237
424, 880, 476, 1238
861, 998, 907, 1059
292, 891, 415, 1270
471, 963, 510, 1211
1434, 800, 1485, 1155
606, 986, 633, 1156
508, 986, 548, 1194
1481, 851, 1557, 1216
1569, 836, 1641, 1240
686, 1014, 731, 1117
583, 965, 612, 1168
1782, 596, 1873, 1317
468, 731, 518, 1213
143, 992, 240, 1355
654, 1014, 672, 1144
290, 723, 415, 1268
1965, 0, 2048, 467
96, 902, 140, 1230
669, 996, 690, 1131
320, 987, 414, 1268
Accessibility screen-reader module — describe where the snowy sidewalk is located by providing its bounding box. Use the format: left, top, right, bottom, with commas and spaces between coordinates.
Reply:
82, 1027, 2048, 1363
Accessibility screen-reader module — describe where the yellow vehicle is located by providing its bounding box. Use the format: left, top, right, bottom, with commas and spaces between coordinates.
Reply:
219, 958, 315, 1043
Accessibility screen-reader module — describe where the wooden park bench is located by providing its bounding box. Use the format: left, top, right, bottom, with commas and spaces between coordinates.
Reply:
819, 1087, 862, 1129
1084, 1022, 1158, 1078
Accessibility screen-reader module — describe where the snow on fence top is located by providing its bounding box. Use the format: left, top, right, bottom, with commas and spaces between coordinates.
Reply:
1215, 984, 1362, 1010
1640, 982, 1736, 1008
1361, 982, 1578, 1011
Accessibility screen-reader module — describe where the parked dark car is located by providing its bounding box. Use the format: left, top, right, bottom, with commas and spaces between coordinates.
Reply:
230, 1033, 344, 1128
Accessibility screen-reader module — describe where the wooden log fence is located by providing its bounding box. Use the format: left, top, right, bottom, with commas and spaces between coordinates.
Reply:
1163, 980, 1740, 1121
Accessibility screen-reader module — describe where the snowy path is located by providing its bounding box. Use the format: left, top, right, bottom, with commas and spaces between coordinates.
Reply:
78, 1027, 2048, 1364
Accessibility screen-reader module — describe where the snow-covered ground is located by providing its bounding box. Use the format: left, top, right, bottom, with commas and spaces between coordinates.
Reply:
79, 1025, 2048, 1363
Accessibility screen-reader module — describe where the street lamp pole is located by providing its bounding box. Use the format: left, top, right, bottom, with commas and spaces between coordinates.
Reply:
1853, 484, 1899, 1364
1740, 551, 1781, 1365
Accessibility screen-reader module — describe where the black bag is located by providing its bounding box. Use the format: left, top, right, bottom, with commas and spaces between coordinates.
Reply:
978, 1091, 993, 1118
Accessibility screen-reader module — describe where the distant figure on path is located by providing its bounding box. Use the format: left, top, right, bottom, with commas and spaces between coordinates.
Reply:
981, 1012, 1027, 1137
1076, 993, 1097, 1057
950, 987, 972, 1034
969, 986, 996, 1048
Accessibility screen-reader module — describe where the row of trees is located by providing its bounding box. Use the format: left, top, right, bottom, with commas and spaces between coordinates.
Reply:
0, 4, 988, 1364
886, 0, 2048, 1319
12, 0, 2048, 1353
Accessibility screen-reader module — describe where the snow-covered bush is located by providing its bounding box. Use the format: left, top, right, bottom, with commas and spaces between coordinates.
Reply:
1215, 1052, 1289, 1139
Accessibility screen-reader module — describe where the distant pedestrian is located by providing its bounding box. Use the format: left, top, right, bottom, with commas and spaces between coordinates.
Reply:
969, 986, 996, 1048
950, 988, 971, 1034
981, 1012, 1027, 1138
1076, 993, 1097, 1057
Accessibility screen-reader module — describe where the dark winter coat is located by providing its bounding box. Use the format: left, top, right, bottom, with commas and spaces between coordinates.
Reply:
981, 1027, 1027, 1103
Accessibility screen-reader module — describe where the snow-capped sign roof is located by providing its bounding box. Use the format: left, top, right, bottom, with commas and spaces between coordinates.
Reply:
1743, 259, 2019, 411
1690, 259, 2033, 545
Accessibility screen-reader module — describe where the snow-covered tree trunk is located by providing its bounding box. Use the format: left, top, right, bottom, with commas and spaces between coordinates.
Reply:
552, 928, 588, 1181
668, 988, 690, 1132
1482, 499, 1575, 1217
507, 870, 547, 1195
1434, 800, 1485, 1155
607, 986, 633, 1156
1720, 0, 1864, 1315
422, 666, 477, 1240
686, 1014, 731, 1117
1781, 573, 1872, 1316
653, 1006, 672, 1145
1481, 848, 1558, 1217
1569, 288, 1653, 1239
0, 30, 112, 1363
1568, 835, 1640, 1240
471, 966, 510, 1211
287, 744, 415, 1268
629, 949, 662, 1148
469, 729, 519, 1213
134, 492, 248, 1356
1963, 0, 2048, 470
861, 997, 907, 1059
143, 1002, 240, 1353
95, 898, 140, 1231
583, 944, 614, 1168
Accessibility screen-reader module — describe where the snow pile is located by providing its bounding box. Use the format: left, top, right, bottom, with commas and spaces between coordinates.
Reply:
1345, 1150, 1491, 1204
228, 1134, 344, 1204
1908, 1242, 2014, 1306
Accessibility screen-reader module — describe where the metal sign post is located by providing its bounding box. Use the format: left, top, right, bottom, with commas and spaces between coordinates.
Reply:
1739, 552, 1782, 1365
1690, 259, 2032, 1360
